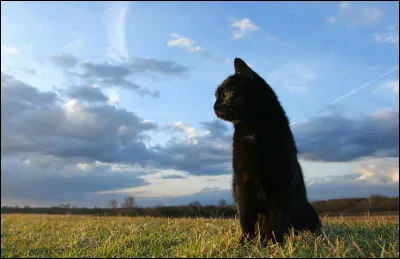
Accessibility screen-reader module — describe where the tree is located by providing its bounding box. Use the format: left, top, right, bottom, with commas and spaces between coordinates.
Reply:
108, 199, 118, 209
218, 199, 227, 207
121, 196, 136, 208
57, 203, 71, 209
153, 202, 165, 208
188, 201, 202, 207
370, 194, 387, 199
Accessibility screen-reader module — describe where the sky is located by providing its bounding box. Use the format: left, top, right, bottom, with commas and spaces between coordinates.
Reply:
1, 1, 399, 208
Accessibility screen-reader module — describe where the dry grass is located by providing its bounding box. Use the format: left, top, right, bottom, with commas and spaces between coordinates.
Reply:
1, 214, 398, 258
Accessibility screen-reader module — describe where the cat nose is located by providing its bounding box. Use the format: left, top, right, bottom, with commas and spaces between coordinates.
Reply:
213, 104, 220, 110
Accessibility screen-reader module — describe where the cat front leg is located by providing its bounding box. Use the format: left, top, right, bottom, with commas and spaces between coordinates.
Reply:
237, 174, 258, 245
263, 204, 291, 245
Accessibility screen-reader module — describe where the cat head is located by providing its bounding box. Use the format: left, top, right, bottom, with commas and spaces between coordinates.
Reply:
213, 57, 275, 124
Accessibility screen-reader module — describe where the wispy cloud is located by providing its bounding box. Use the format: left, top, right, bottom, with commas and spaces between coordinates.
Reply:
327, 16, 338, 24
50, 52, 80, 69
306, 160, 399, 200
382, 80, 399, 95
1, 45, 19, 54
167, 33, 211, 58
172, 121, 199, 144
3, 67, 36, 76
105, 88, 120, 105
103, 2, 131, 62
65, 39, 84, 51
328, 1, 383, 27
49, 52, 189, 98
372, 27, 399, 45
167, 33, 229, 64
354, 158, 399, 185
267, 61, 317, 94
98, 172, 230, 199
230, 18, 260, 39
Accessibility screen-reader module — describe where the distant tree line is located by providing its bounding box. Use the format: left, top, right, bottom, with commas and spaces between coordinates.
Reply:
311, 194, 399, 216
108, 196, 137, 209
1, 195, 398, 218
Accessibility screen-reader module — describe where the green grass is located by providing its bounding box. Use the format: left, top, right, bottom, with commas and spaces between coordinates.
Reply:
1, 214, 399, 258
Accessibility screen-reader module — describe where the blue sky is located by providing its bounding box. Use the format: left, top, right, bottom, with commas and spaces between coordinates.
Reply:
1, 1, 399, 207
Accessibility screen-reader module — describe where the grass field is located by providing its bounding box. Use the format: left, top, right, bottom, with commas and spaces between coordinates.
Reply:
1, 214, 399, 258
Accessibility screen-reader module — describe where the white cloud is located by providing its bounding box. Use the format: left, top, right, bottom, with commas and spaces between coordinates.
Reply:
105, 88, 120, 104
382, 80, 399, 95
173, 121, 198, 144
98, 170, 231, 198
328, 1, 383, 27
370, 107, 397, 120
230, 18, 260, 39
167, 33, 209, 57
305, 157, 399, 200
103, 2, 131, 62
98, 158, 400, 202
167, 33, 229, 64
65, 39, 83, 51
339, 1, 351, 11
360, 7, 383, 25
327, 16, 337, 24
354, 158, 399, 185
1, 45, 19, 54
372, 28, 399, 45
232, 18, 260, 31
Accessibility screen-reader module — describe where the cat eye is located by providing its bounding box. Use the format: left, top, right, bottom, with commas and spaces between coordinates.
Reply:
216, 90, 229, 98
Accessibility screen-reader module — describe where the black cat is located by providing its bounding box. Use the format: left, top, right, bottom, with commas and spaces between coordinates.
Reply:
213, 58, 321, 245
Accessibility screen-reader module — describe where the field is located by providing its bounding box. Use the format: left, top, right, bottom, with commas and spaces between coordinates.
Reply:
1, 214, 399, 258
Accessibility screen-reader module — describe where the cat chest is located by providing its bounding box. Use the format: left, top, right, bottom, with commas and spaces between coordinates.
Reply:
232, 137, 260, 176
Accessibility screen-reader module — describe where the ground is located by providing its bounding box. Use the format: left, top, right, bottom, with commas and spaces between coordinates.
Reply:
1, 214, 398, 258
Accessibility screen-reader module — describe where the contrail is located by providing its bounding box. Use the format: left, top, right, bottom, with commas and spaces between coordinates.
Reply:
103, 2, 131, 61
289, 65, 399, 126
330, 66, 399, 105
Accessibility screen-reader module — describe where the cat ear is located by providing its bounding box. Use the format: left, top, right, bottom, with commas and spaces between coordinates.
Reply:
234, 57, 254, 80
